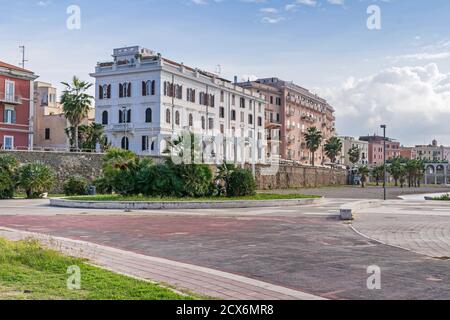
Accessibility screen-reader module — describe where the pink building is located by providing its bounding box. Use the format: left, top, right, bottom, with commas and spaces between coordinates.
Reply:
360, 135, 401, 166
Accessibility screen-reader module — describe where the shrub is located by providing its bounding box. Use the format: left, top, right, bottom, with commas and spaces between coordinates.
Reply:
174, 164, 213, 197
17, 162, 56, 199
93, 177, 112, 195
0, 155, 19, 199
137, 164, 184, 197
63, 175, 88, 196
226, 168, 256, 197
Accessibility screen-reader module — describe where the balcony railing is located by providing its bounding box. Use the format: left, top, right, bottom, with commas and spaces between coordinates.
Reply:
0, 93, 22, 105
111, 123, 135, 132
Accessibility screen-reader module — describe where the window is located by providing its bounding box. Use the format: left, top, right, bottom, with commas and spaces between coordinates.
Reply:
248, 114, 253, 125
232, 95, 235, 106
142, 81, 155, 96
142, 136, 149, 151
220, 91, 224, 103
231, 110, 236, 121
151, 141, 155, 151
219, 107, 225, 118
45, 128, 51, 140
208, 118, 214, 130
201, 116, 206, 130
258, 116, 262, 127
99, 84, 111, 99
270, 96, 274, 104
5, 80, 14, 101
3, 136, 13, 150
119, 82, 131, 98
240, 111, 245, 123
220, 124, 224, 134
175, 111, 180, 125
102, 111, 108, 125
4, 108, 16, 124
145, 108, 152, 123
119, 109, 131, 123
121, 137, 129, 150
240, 98, 246, 109
188, 114, 193, 127
166, 109, 171, 124
186, 88, 196, 103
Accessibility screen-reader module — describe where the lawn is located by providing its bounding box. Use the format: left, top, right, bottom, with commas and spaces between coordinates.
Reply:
0, 238, 195, 300
65, 193, 320, 202
432, 194, 450, 201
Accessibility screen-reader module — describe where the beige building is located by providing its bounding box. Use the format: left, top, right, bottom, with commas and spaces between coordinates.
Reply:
412, 140, 450, 162
337, 136, 369, 167
240, 78, 336, 165
33, 81, 94, 150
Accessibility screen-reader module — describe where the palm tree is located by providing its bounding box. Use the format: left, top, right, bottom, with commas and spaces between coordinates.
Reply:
324, 137, 342, 165
358, 166, 370, 188
61, 76, 93, 151
304, 127, 323, 167
388, 158, 404, 187
348, 146, 361, 167
371, 165, 385, 186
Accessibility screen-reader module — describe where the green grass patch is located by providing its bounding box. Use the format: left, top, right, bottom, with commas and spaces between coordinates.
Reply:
65, 193, 320, 202
432, 194, 450, 201
0, 238, 196, 300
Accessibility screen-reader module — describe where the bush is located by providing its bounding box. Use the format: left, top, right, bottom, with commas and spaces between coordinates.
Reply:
63, 176, 88, 196
174, 164, 213, 197
17, 162, 56, 199
93, 177, 112, 195
226, 168, 256, 197
0, 155, 19, 199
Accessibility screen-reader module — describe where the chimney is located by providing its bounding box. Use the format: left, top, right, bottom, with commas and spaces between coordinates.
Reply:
234, 76, 238, 84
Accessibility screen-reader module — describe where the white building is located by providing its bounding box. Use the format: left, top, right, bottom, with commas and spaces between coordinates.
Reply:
90, 46, 266, 164
338, 136, 369, 167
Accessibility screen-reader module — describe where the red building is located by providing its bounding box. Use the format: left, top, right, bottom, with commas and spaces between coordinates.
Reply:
359, 135, 401, 166
0, 61, 38, 150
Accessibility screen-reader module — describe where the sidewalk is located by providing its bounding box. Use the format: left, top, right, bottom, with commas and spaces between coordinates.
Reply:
0, 227, 324, 301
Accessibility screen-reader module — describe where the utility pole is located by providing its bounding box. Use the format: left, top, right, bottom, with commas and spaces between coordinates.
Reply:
19, 46, 28, 69
381, 124, 387, 200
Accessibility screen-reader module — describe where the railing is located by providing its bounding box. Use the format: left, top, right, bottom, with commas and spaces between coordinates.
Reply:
0, 146, 105, 154
0, 93, 22, 104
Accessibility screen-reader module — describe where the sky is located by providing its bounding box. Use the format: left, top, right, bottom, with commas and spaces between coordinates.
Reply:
1, 0, 450, 146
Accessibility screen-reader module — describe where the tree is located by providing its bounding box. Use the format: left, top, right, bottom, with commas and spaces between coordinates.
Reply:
388, 158, 404, 187
17, 163, 56, 199
348, 146, 361, 167
61, 76, 93, 151
371, 165, 385, 186
304, 127, 323, 167
0, 155, 19, 199
358, 166, 370, 188
324, 137, 342, 164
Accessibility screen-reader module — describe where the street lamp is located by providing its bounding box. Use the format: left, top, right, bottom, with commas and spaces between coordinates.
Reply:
380, 124, 387, 200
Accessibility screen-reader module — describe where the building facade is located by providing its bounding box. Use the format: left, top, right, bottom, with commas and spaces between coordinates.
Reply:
33, 81, 95, 150
359, 135, 401, 165
239, 78, 336, 165
0, 61, 38, 150
412, 140, 450, 162
337, 136, 369, 167
91, 46, 266, 164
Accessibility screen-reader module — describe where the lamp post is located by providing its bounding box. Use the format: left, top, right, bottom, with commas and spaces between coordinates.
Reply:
380, 124, 387, 200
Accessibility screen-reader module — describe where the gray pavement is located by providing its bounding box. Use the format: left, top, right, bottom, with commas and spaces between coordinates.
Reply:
0, 197, 450, 299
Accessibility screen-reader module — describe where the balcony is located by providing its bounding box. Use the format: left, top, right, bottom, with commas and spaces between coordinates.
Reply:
286, 124, 296, 131
265, 120, 282, 130
0, 93, 22, 105
110, 123, 135, 132
301, 115, 315, 123
286, 109, 295, 117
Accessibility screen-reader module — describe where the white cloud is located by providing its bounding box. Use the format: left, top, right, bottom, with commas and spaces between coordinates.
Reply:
320, 64, 450, 145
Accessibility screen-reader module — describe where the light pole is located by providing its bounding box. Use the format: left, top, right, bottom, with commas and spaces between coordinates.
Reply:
380, 124, 387, 200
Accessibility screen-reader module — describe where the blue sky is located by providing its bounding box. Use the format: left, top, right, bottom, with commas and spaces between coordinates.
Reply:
1, 0, 450, 145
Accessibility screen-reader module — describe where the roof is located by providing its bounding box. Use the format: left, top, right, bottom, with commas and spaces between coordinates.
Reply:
0, 60, 34, 74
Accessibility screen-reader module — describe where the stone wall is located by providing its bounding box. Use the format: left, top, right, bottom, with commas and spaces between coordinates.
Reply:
0, 150, 104, 193
1, 150, 347, 193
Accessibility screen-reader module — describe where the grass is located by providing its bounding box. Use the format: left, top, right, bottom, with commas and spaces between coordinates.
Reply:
65, 193, 321, 202
432, 194, 450, 201
0, 237, 196, 300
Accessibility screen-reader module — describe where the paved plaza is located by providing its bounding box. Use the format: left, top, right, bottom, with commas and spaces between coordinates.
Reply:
0, 187, 450, 300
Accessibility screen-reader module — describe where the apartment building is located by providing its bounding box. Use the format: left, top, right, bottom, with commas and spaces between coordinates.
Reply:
411, 140, 450, 162
359, 135, 401, 165
33, 81, 95, 150
240, 78, 336, 165
0, 60, 38, 150
90, 46, 266, 164
337, 136, 369, 167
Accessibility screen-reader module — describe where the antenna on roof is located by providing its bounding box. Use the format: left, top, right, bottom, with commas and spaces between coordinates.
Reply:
19, 46, 28, 69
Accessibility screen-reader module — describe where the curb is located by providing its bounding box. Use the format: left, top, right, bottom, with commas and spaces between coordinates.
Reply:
50, 197, 324, 210
339, 200, 383, 220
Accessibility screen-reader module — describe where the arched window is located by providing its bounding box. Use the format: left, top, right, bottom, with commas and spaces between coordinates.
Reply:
151, 80, 156, 95
121, 137, 129, 150
145, 108, 152, 123
151, 141, 155, 151
102, 84, 109, 99
99, 85, 104, 100
120, 82, 131, 98
175, 111, 180, 125
166, 109, 171, 124
201, 116, 206, 130
102, 111, 108, 125
188, 114, 193, 127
